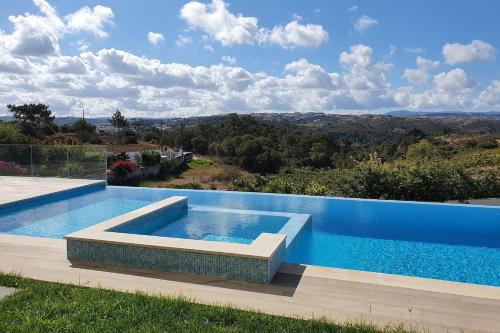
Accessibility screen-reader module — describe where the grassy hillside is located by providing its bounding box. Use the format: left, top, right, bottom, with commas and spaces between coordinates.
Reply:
141, 157, 250, 190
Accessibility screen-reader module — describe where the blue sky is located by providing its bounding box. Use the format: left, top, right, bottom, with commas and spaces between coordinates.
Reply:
0, 0, 499, 117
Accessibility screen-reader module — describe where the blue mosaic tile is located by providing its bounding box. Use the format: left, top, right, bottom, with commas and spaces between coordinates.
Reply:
67, 239, 273, 283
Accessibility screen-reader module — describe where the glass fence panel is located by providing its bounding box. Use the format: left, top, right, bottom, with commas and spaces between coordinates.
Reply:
0, 144, 107, 180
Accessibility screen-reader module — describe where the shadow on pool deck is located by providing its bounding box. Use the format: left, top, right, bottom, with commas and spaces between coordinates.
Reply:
69, 261, 306, 297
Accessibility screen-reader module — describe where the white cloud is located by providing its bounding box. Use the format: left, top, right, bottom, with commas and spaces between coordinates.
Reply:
0, 2, 497, 120
443, 40, 496, 65
0, 0, 64, 56
404, 47, 425, 54
0, 0, 114, 58
283, 58, 338, 90
0, 54, 33, 74
180, 0, 258, 46
221, 55, 236, 64
47, 56, 87, 74
340, 44, 374, 67
434, 68, 475, 92
339, 44, 394, 108
147, 32, 165, 45
0, 42, 400, 117
175, 34, 193, 47
74, 39, 90, 52
65, 5, 114, 38
474, 80, 500, 108
259, 20, 328, 49
354, 15, 378, 33
347, 5, 358, 12
396, 68, 478, 109
387, 45, 396, 58
416, 56, 439, 70
403, 68, 428, 85
394, 86, 474, 110
179, 0, 328, 49
403, 56, 440, 85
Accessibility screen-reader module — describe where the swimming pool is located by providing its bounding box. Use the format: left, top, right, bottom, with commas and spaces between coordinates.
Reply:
1, 185, 499, 286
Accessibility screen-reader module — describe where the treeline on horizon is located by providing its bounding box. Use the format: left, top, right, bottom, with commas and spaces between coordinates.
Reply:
0, 103, 499, 202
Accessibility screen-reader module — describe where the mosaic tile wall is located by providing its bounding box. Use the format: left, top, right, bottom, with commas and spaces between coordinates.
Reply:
268, 240, 285, 279
67, 239, 282, 283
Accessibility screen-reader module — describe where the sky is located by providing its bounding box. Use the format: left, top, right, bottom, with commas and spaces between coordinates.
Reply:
0, 0, 499, 118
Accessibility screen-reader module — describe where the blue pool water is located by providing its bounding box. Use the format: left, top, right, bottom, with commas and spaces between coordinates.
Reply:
111, 206, 290, 244
0, 185, 499, 286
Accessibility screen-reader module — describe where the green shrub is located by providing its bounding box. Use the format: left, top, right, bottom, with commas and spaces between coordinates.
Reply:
0, 122, 31, 144
229, 159, 497, 202
141, 151, 161, 167
477, 138, 498, 149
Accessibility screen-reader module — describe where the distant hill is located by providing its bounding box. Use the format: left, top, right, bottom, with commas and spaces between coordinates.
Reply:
2, 110, 499, 130
0, 116, 109, 126
386, 110, 500, 118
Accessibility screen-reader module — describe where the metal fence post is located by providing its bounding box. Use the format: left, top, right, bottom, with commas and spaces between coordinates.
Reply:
30, 145, 33, 177
104, 146, 108, 181
67, 147, 70, 178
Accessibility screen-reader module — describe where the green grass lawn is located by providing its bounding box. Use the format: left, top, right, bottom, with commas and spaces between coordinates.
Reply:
0, 274, 412, 333
187, 158, 215, 168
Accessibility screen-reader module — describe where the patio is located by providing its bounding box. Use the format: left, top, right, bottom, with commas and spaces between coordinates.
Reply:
0, 177, 499, 332
0, 232, 499, 332
0, 176, 105, 206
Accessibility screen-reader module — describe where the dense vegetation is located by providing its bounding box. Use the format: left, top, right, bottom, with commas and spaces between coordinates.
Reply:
230, 158, 499, 202
1, 103, 499, 202
0, 274, 411, 333
159, 114, 431, 173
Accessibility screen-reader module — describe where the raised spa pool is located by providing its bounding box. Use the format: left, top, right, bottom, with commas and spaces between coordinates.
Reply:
110, 206, 293, 244
0, 185, 499, 286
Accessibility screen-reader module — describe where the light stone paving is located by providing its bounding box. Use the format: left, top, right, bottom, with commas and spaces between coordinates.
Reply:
0, 234, 499, 333
0, 176, 105, 206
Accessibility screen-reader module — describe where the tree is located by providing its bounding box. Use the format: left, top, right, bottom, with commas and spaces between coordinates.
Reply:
191, 136, 209, 154
309, 142, 331, 168
108, 109, 129, 130
131, 119, 145, 139
0, 121, 31, 144
108, 110, 137, 144
406, 139, 441, 161
72, 119, 96, 134
7, 103, 56, 138
72, 118, 98, 143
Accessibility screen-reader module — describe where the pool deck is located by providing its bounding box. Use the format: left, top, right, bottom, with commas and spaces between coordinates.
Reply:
1, 234, 499, 333
0, 176, 105, 206
0, 178, 499, 332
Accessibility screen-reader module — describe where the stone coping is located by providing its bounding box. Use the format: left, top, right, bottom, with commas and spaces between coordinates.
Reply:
65, 196, 287, 260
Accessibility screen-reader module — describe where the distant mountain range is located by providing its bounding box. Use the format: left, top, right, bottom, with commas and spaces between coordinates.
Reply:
0, 116, 110, 126
1, 110, 499, 127
385, 110, 500, 118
